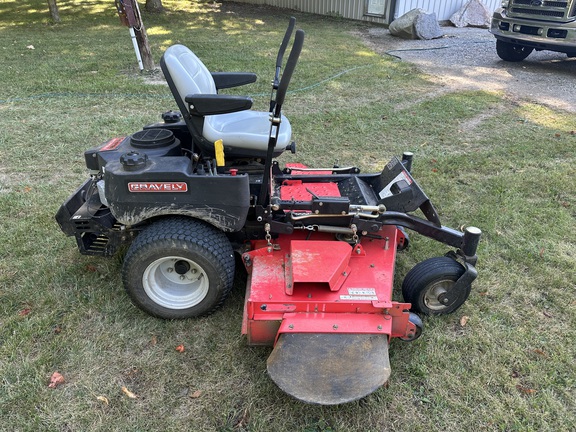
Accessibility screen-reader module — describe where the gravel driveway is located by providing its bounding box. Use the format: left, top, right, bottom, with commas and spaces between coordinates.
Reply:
360, 26, 576, 113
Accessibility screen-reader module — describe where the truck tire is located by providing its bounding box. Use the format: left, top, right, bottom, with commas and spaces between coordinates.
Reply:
122, 217, 235, 319
496, 40, 533, 62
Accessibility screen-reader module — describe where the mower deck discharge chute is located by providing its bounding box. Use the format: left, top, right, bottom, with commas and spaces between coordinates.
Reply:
56, 19, 481, 404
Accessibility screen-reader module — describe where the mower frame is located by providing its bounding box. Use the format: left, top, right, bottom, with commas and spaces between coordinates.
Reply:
55, 18, 481, 404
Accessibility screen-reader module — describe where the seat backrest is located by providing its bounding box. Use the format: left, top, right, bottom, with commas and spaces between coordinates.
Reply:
161, 44, 217, 114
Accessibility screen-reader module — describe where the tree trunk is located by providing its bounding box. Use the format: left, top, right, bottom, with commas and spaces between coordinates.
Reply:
145, 0, 164, 13
47, 0, 60, 22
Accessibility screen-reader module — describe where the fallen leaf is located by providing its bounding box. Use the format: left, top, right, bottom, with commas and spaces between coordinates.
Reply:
48, 372, 65, 388
86, 265, 97, 272
539, 247, 545, 258
23, 186, 32, 193
533, 348, 547, 357
121, 386, 138, 399
554, 133, 561, 138
150, 335, 157, 346
96, 395, 109, 405
516, 385, 537, 395
19, 308, 31, 316
190, 390, 203, 399
543, 311, 553, 318
459, 316, 470, 327
53, 325, 62, 334
175, 344, 185, 353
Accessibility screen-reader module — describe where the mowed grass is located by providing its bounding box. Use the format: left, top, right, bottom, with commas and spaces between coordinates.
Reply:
1, 1, 575, 431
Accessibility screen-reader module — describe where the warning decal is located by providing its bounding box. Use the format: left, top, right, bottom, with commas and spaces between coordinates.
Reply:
340, 288, 378, 301
378, 170, 413, 200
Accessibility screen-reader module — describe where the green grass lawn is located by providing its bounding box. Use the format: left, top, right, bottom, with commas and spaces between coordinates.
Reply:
1, 1, 575, 431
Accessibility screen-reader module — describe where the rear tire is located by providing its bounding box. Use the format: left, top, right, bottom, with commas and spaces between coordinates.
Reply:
122, 217, 235, 319
402, 256, 469, 316
496, 40, 533, 62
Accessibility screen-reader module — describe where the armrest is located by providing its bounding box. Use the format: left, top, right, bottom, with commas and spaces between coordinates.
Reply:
185, 94, 253, 116
211, 72, 257, 90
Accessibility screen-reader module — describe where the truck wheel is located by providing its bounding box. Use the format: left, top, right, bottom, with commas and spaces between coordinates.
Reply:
122, 217, 235, 319
496, 40, 533, 62
402, 256, 469, 316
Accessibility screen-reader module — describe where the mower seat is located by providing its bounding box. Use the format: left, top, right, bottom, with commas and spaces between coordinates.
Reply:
161, 44, 292, 158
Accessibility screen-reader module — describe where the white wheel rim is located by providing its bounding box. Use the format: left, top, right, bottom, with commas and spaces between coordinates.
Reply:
142, 256, 209, 309
423, 280, 453, 311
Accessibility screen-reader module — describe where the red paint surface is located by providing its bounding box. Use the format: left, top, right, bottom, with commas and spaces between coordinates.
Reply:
242, 226, 415, 345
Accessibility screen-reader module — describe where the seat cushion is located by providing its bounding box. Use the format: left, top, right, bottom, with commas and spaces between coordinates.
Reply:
203, 111, 292, 154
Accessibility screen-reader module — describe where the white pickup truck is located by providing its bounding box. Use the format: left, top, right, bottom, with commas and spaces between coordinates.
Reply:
490, 0, 576, 61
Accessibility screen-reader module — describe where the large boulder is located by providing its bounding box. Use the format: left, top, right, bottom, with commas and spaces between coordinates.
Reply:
450, 0, 491, 28
389, 9, 443, 40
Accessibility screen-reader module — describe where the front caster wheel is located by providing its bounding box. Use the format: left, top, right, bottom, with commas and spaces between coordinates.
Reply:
402, 256, 469, 316
122, 217, 235, 319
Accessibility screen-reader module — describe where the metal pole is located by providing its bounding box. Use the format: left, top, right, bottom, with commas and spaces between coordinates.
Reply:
129, 27, 144, 71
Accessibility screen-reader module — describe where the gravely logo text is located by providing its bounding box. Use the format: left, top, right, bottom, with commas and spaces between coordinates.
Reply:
128, 182, 188, 192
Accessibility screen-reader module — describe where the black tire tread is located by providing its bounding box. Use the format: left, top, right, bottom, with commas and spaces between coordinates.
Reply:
496, 40, 533, 62
122, 217, 235, 318
402, 256, 468, 316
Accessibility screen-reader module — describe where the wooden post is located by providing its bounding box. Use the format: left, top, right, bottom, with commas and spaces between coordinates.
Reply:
128, 0, 155, 71
134, 25, 155, 70
47, 0, 60, 23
